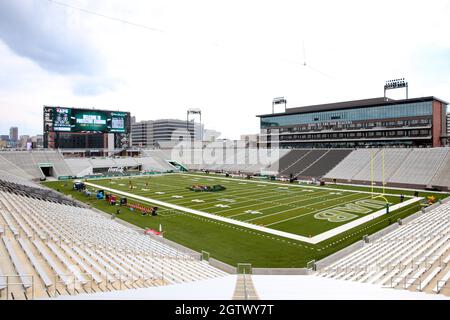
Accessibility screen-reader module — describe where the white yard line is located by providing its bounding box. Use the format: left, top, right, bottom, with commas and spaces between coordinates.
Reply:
131, 177, 277, 200
180, 173, 415, 198
246, 192, 367, 223
194, 188, 334, 214
262, 195, 374, 227
330, 181, 450, 194
85, 181, 423, 244
124, 176, 338, 212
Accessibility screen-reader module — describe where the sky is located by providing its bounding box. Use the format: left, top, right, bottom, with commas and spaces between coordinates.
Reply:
0, 0, 449, 139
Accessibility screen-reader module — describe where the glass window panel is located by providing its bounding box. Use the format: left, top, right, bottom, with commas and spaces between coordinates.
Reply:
261, 101, 433, 128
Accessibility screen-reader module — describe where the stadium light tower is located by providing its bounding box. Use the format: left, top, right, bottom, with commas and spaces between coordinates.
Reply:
272, 97, 287, 114
384, 78, 408, 99
187, 108, 202, 141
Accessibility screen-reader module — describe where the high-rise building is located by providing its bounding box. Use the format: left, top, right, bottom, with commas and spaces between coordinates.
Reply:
131, 120, 154, 148
9, 126, 18, 142
131, 119, 204, 148
19, 135, 30, 148
31, 135, 44, 149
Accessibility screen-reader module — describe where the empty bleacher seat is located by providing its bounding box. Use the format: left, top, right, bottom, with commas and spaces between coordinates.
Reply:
318, 200, 450, 295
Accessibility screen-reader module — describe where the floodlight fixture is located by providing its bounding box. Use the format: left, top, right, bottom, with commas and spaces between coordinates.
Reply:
384, 78, 408, 99
272, 97, 287, 113
187, 108, 202, 141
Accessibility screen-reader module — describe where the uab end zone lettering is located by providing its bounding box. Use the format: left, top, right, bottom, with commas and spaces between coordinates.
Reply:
314, 199, 387, 223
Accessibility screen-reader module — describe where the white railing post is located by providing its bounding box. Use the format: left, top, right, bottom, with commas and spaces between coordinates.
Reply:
243, 271, 249, 300
32, 275, 35, 300
54, 274, 58, 298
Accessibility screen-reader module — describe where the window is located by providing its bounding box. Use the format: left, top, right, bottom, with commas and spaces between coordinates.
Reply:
260, 101, 432, 128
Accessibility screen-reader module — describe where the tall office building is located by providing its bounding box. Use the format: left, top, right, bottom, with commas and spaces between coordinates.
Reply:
9, 126, 18, 142
131, 119, 204, 148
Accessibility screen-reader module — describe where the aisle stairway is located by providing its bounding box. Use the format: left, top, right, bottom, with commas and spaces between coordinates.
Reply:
232, 274, 259, 300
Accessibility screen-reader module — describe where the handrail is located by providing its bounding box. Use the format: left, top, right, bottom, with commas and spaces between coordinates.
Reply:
0, 274, 34, 300
243, 271, 248, 300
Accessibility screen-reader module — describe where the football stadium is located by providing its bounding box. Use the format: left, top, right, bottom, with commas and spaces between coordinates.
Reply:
1, 1, 450, 311
0, 136, 450, 300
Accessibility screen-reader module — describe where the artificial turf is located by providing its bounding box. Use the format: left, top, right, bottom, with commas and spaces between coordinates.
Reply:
43, 173, 448, 268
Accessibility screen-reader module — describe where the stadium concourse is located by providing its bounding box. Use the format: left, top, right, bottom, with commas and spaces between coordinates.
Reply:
0, 148, 449, 299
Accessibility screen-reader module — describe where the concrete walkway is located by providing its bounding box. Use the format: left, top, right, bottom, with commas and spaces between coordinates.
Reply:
232, 274, 259, 300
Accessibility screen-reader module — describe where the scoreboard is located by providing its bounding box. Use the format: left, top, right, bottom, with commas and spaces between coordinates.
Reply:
43, 106, 130, 133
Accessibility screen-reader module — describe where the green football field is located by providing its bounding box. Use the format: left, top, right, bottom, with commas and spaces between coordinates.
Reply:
85, 173, 407, 237
43, 173, 447, 268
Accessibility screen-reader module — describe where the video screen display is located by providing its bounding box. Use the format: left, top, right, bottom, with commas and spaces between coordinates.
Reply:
44, 107, 130, 133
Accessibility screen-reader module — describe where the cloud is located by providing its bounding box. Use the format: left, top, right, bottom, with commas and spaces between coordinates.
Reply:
0, 0, 102, 76
1, 0, 450, 139
73, 77, 123, 96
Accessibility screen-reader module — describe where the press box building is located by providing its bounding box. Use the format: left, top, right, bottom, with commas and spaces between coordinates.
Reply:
257, 96, 448, 148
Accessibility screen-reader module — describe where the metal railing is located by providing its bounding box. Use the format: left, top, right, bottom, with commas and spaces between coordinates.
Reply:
52, 273, 94, 298
435, 279, 449, 294
0, 274, 35, 300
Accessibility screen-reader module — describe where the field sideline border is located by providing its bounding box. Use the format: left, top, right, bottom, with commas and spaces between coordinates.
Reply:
84, 178, 423, 244
111, 175, 379, 225
180, 173, 416, 198
329, 181, 450, 194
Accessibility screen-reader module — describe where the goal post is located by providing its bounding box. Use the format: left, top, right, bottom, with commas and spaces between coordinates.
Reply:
382, 149, 385, 195
371, 148, 386, 199
370, 149, 374, 197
